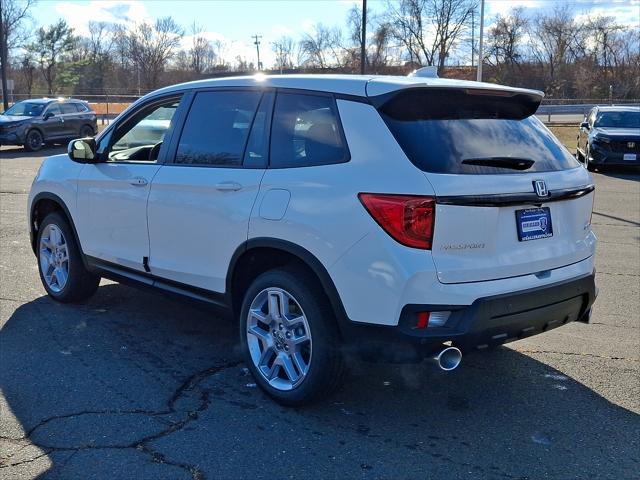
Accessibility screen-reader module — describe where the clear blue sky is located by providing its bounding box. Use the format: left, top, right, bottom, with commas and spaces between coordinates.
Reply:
32, 0, 640, 67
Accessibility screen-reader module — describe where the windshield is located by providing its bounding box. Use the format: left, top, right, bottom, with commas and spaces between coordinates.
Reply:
594, 111, 640, 129
376, 88, 578, 174
4, 102, 46, 117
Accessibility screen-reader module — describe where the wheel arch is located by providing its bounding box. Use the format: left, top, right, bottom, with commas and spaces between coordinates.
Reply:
227, 238, 350, 332
25, 126, 45, 142
30, 192, 84, 259
79, 123, 95, 136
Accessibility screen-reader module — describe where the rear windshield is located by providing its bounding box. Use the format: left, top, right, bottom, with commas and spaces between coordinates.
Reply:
376, 88, 579, 174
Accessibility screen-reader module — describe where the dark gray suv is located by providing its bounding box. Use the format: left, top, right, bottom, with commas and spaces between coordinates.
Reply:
0, 98, 97, 152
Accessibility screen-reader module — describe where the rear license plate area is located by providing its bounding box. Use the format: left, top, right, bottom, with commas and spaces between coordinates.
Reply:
516, 207, 553, 241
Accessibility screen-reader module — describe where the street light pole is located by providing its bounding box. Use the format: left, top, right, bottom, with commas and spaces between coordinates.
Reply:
476, 0, 485, 82
360, 0, 367, 75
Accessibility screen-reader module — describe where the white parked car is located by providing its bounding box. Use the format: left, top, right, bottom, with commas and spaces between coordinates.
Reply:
28, 74, 597, 405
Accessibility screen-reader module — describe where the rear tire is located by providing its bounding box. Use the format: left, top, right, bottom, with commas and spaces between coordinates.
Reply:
37, 212, 100, 303
24, 129, 43, 152
239, 267, 345, 406
79, 125, 95, 138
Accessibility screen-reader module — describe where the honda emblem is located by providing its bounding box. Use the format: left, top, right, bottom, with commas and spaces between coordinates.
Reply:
533, 180, 548, 197
629, 142, 636, 149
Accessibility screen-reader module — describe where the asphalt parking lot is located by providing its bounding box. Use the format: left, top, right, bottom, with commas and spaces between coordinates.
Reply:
1, 145, 638, 480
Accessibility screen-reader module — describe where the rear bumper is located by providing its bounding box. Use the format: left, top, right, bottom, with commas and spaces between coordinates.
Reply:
340, 271, 597, 362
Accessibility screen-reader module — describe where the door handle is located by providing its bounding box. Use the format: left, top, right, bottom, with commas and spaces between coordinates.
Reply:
215, 181, 242, 191
130, 176, 148, 187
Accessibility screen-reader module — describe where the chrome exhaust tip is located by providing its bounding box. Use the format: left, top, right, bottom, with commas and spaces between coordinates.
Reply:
433, 346, 462, 371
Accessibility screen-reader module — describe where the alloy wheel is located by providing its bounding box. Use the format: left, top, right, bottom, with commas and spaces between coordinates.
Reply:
39, 224, 69, 293
28, 130, 43, 150
246, 288, 312, 391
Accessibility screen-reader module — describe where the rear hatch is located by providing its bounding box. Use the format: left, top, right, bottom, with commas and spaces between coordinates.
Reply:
372, 85, 595, 284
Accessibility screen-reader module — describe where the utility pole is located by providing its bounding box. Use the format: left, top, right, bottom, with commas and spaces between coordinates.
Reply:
360, 0, 367, 75
476, 0, 485, 82
0, 0, 9, 110
252, 34, 262, 71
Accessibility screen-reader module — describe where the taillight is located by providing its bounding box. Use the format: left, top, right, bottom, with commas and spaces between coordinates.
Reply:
358, 193, 435, 249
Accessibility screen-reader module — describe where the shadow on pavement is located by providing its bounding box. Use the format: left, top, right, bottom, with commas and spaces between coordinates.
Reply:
0, 145, 66, 160
0, 283, 638, 479
596, 167, 640, 181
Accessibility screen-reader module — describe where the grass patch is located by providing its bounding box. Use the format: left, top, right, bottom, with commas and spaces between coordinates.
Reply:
547, 124, 579, 152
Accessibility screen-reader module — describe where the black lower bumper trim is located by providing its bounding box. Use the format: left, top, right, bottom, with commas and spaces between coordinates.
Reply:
340, 272, 597, 362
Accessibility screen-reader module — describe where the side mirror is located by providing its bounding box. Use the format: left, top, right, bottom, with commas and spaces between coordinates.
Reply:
43, 111, 55, 121
68, 138, 98, 163
580, 121, 589, 130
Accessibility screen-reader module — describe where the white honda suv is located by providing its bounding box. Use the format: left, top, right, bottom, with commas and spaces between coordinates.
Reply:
28, 74, 597, 405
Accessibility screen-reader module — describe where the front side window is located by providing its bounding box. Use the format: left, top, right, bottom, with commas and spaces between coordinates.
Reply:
175, 91, 262, 166
106, 97, 181, 162
270, 93, 349, 168
45, 104, 62, 116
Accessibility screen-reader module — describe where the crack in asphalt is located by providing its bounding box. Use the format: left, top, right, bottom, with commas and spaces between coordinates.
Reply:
515, 349, 638, 361
597, 271, 640, 277
0, 450, 53, 469
0, 357, 241, 479
0, 295, 31, 303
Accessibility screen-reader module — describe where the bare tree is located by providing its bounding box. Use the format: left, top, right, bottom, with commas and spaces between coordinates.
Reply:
386, 0, 476, 72
212, 39, 230, 69
18, 51, 35, 94
486, 7, 528, 83
345, 4, 392, 72
300, 23, 344, 68
29, 19, 75, 94
369, 22, 393, 70
1, 0, 36, 108
272, 36, 294, 72
122, 17, 183, 89
189, 22, 215, 74
530, 5, 586, 97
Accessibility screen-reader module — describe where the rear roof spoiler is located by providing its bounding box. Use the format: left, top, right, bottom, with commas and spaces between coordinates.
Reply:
371, 86, 544, 120
366, 76, 544, 101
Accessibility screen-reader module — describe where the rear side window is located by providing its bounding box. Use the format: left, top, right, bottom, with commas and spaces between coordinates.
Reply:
270, 93, 348, 168
377, 89, 579, 174
74, 102, 90, 112
61, 103, 77, 114
176, 91, 262, 166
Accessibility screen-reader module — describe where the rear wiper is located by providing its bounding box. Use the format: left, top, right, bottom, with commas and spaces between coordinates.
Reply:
461, 157, 535, 170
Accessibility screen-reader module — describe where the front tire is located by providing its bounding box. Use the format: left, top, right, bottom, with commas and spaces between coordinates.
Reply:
37, 212, 100, 303
24, 129, 43, 152
585, 145, 596, 172
239, 267, 344, 406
